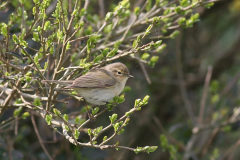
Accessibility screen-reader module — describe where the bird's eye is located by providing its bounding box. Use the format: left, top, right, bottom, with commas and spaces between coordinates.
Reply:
117, 71, 122, 75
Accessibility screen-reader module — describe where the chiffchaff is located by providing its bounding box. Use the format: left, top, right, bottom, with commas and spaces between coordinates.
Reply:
44, 62, 133, 105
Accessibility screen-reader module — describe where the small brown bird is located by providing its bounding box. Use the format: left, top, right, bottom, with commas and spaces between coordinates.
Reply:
44, 62, 133, 105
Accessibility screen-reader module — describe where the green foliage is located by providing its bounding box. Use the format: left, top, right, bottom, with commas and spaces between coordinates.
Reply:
109, 114, 118, 123
53, 108, 61, 116
134, 146, 158, 154
63, 114, 69, 121
33, 98, 42, 106
141, 53, 150, 60
14, 107, 23, 117
74, 129, 80, 139
160, 134, 178, 160
45, 114, 52, 125
92, 107, 99, 115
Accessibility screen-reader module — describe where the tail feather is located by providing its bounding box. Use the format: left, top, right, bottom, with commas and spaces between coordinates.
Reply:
42, 80, 74, 85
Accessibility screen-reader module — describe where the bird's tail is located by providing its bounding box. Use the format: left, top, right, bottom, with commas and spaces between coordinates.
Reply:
42, 80, 74, 85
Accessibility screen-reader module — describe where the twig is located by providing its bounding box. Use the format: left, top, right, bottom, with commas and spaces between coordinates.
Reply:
176, 31, 195, 124
153, 116, 185, 149
31, 113, 53, 160
220, 139, 240, 160
136, 53, 151, 84
198, 66, 212, 124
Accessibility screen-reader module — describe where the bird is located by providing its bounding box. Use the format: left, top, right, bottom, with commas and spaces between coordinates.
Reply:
44, 62, 133, 105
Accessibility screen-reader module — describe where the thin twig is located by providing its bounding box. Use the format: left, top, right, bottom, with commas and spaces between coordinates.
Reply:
176, 31, 195, 124
31, 113, 53, 160
198, 66, 212, 124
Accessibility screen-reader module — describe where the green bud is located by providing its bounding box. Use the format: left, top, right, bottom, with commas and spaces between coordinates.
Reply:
134, 7, 140, 15
141, 53, 150, 60
32, 32, 40, 41
102, 48, 109, 57
154, 40, 162, 48
145, 24, 153, 36
157, 44, 167, 53
174, 6, 182, 14
107, 48, 118, 57
92, 107, 99, 115
66, 41, 71, 50
79, 21, 85, 28
65, 125, 69, 131
135, 147, 143, 154
142, 95, 150, 105
178, 17, 186, 26
170, 30, 180, 39
117, 94, 125, 103
22, 112, 30, 119
114, 41, 122, 48
204, 2, 214, 9
53, 108, 61, 115
94, 54, 103, 63
117, 129, 124, 135
74, 129, 80, 139
12, 34, 20, 44
1, 24, 8, 37
105, 12, 113, 21
113, 122, 120, 131
87, 128, 92, 136
103, 136, 107, 141
164, 8, 171, 15
33, 98, 42, 106
109, 114, 118, 123
44, 62, 48, 70
145, 146, 158, 153
63, 114, 68, 121
148, 56, 159, 68
122, 86, 131, 93
14, 107, 23, 117
134, 99, 141, 107
15, 98, 22, 104
43, 21, 51, 30
45, 114, 52, 125
25, 76, 32, 82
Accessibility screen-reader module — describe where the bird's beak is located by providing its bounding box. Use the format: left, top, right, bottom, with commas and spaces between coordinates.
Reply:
126, 74, 134, 78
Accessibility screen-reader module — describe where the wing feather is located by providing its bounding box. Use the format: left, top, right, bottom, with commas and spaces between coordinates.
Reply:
66, 69, 116, 88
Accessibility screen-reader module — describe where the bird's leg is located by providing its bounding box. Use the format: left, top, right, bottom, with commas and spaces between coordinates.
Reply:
84, 99, 94, 121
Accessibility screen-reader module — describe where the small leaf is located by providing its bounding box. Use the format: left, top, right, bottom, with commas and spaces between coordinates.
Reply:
102, 48, 109, 57
63, 114, 68, 121
141, 53, 150, 60
105, 12, 113, 21
117, 129, 124, 135
109, 114, 118, 123
43, 21, 51, 30
33, 98, 42, 106
92, 107, 99, 115
142, 95, 150, 105
74, 129, 80, 139
53, 108, 61, 116
94, 54, 103, 63
1, 24, 8, 37
14, 107, 23, 117
45, 114, 52, 125
117, 94, 125, 103
103, 136, 107, 141
22, 112, 30, 119
134, 99, 141, 107
134, 7, 140, 15
66, 41, 71, 50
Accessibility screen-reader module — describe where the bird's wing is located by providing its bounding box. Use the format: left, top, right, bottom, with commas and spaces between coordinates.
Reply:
66, 69, 117, 88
